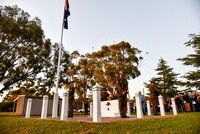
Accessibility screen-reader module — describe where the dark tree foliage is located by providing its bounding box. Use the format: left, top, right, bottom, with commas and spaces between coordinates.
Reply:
91, 41, 142, 94
177, 33, 200, 91
145, 58, 179, 98
0, 102, 14, 112
64, 51, 95, 102
64, 41, 142, 100
0, 5, 52, 94
0, 6, 70, 98
37, 43, 70, 96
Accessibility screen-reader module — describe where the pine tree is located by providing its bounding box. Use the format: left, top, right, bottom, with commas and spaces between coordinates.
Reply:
146, 58, 179, 98
177, 33, 200, 91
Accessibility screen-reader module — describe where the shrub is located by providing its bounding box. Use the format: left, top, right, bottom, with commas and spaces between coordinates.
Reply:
0, 102, 14, 112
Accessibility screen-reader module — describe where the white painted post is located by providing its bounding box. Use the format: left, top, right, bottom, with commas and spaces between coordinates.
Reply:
61, 92, 69, 120
90, 102, 93, 117
171, 98, 177, 115
158, 95, 165, 116
52, 93, 58, 118
146, 100, 151, 116
135, 93, 143, 118
93, 84, 101, 122
41, 95, 48, 119
127, 102, 131, 116
25, 98, 32, 118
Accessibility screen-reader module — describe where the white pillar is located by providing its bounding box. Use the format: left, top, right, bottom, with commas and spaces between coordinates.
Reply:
127, 102, 131, 116
25, 98, 32, 118
146, 100, 151, 116
93, 84, 101, 122
90, 102, 93, 117
158, 95, 165, 116
61, 92, 69, 120
135, 93, 143, 118
52, 93, 58, 118
41, 95, 48, 119
171, 98, 177, 115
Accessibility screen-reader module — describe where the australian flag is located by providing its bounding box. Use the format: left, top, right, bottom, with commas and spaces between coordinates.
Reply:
64, 0, 70, 29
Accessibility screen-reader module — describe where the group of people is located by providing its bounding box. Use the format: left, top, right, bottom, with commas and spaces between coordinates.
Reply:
163, 92, 200, 113
139, 82, 200, 115
68, 70, 200, 118
135, 85, 200, 115
164, 98, 172, 112
175, 92, 200, 112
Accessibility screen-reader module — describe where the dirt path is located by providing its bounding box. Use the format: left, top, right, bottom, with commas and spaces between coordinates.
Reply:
32, 115, 174, 123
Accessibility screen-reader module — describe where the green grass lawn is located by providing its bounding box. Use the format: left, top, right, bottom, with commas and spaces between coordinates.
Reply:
0, 112, 200, 134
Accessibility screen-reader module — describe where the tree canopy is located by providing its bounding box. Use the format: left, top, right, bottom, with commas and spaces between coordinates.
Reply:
177, 33, 200, 91
0, 6, 70, 99
64, 41, 142, 101
0, 5, 52, 94
4, 6, 199, 103
91, 41, 142, 94
145, 58, 179, 98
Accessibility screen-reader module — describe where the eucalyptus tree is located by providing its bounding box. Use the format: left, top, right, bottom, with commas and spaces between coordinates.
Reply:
0, 5, 71, 96
66, 50, 80, 81
145, 58, 179, 98
76, 53, 96, 101
64, 50, 80, 97
0, 5, 52, 94
177, 33, 200, 91
65, 51, 95, 101
91, 41, 142, 93
36, 43, 70, 95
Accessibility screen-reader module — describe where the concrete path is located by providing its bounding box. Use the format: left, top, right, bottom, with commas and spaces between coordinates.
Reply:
32, 115, 174, 123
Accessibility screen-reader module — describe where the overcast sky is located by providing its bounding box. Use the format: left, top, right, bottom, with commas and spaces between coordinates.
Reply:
1, 0, 200, 101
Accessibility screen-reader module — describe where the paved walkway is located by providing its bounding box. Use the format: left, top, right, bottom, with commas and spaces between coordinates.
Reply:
32, 115, 174, 123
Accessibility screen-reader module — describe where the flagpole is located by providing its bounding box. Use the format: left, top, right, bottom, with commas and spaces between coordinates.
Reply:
52, 1, 66, 119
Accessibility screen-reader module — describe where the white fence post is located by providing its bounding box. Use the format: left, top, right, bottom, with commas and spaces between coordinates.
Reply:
25, 98, 32, 118
135, 93, 143, 118
171, 98, 178, 115
90, 102, 93, 117
127, 102, 131, 116
52, 93, 58, 118
158, 95, 165, 116
41, 95, 48, 119
61, 92, 69, 120
146, 100, 151, 116
93, 84, 101, 122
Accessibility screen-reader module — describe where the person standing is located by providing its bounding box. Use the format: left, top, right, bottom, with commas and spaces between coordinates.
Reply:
183, 92, 191, 112
191, 92, 198, 112
139, 91, 146, 115
196, 93, 200, 112
116, 70, 129, 118
84, 100, 89, 115
175, 95, 183, 112
189, 93, 193, 112
68, 81, 75, 117
149, 81, 159, 115
101, 88, 110, 101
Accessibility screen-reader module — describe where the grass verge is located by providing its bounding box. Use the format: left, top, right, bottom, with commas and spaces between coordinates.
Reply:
0, 112, 199, 134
